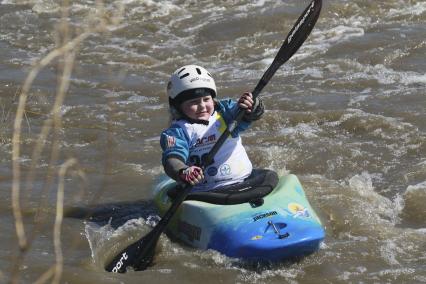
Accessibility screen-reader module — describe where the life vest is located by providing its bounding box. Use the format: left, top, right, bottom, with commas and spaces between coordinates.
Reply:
161, 103, 252, 191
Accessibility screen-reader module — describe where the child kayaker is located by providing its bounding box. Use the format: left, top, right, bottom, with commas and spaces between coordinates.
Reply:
160, 64, 264, 192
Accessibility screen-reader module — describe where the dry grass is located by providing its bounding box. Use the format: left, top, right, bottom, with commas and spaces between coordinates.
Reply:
9, 1, 125, 283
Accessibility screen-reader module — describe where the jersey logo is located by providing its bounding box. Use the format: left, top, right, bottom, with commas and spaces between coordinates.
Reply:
166, 135, 176, 148
207, 166, 218, 176
219, 164, 231, 176
195, 134, 216, 146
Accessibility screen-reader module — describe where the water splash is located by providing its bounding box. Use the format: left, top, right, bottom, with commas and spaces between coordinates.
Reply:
84, 216, 159, 268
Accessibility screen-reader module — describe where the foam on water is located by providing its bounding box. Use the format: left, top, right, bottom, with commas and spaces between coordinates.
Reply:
347, 171, 402, 224
130, 0, 181, 19
279, 122, 320, 139
401, 180, 426, 227
325, 58, 426, 88
388, 2, 426, 18
338, 108, 418, 142
314, 25, 365, 47
122, 162, 163, 177
1, 0, 30, 3
348, 94, 369, 106
31, 0, 59, 14
363, 64, 426, 86
301, 173, 426, 281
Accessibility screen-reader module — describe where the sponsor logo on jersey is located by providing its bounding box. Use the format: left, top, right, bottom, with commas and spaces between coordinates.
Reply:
219, 164, 231, 176
195, 134, 216, 146
166, 135, 176, 148
207, 166, 218, 176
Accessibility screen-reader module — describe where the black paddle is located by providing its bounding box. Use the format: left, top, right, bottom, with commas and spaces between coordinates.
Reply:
105, 0, 322, 273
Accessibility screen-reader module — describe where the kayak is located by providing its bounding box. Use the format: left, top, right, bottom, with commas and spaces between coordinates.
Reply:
153, 169, 325, 262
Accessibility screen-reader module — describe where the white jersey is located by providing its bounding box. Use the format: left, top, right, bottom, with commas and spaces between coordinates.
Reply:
172, 111, 252, 191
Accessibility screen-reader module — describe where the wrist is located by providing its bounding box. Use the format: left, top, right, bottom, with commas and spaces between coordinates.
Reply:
178, 167, 188, 175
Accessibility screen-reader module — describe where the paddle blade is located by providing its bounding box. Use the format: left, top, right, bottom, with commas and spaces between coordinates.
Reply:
105, 240, 142, 273
277, 0, 322, 64
104, 229, 157, 273
253, 0, 322, 97
105, 185, 191, 273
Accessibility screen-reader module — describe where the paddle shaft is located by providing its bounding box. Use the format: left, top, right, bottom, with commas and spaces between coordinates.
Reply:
204, 0, 320, 166
133, 183, 192, 269
105, 0, 322, 273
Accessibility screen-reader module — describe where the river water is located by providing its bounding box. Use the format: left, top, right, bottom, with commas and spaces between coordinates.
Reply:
1, 0, 425, 283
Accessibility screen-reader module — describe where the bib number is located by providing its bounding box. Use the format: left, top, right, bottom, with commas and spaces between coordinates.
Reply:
189, 153, 212, 167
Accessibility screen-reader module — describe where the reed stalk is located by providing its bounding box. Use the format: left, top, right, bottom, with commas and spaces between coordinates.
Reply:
10, 1, 125, 283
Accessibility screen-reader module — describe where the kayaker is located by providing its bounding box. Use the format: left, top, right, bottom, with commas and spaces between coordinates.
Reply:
160, 64, 264, 192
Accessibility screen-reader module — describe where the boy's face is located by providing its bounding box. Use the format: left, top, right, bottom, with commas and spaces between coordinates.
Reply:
180, 95, 214, 121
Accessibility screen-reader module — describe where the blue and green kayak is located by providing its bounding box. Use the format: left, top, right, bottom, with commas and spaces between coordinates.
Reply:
153, 169, 325, 262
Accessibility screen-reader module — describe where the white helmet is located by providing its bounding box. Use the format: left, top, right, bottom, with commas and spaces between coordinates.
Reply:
167, 65, 217, 106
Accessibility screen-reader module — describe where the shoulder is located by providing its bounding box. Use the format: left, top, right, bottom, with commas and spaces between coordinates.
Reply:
216, 99, 239, 123
161, 122, 189, 141
217, 98, 237, 109
160, 123, 191, 154
216, 99, 238, 116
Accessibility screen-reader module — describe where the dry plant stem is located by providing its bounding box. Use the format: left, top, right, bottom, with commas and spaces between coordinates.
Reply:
89, 69, 128, 204
10, 47, 78, 284
11, 11, 77, 284
38, 50, 77, 284
52, 158, 77, 284
30, 51, 78, 284
34, 50, 77, 222
12, 29, 97, 252
33, 267, 55, 284
10, 2, 125, 283
11, 0, 122, 251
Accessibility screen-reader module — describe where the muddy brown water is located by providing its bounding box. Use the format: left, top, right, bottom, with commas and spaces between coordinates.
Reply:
0, 0, 425, 283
